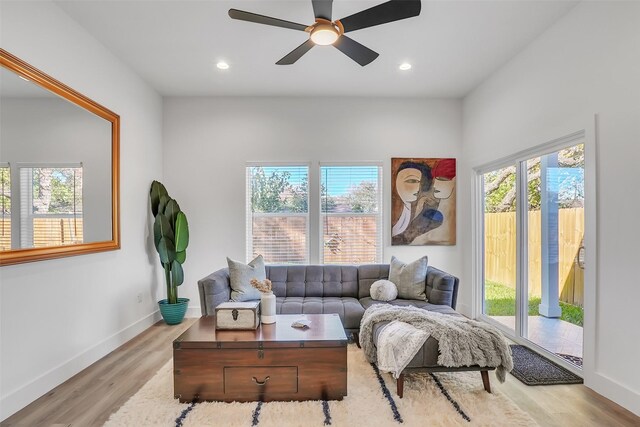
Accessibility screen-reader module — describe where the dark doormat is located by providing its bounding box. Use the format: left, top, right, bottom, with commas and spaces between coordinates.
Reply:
556, 353, 583, 368
509, 345, 583, 385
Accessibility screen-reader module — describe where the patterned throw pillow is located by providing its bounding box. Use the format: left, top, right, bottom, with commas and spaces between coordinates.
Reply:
370, 280, 398, 301
388, 255, 428, 301
227, 255, 265, 302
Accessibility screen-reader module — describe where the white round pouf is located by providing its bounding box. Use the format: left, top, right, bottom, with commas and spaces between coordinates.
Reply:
370, 280, 398, 301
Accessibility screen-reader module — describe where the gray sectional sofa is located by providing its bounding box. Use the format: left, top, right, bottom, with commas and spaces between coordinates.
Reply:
197, 263, 497, 397
197, 263, 460, 338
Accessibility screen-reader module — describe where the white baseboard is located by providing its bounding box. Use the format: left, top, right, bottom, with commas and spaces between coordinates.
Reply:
185, 306, 203, 318
587, 372, 640, 416
0, 310, 162, 422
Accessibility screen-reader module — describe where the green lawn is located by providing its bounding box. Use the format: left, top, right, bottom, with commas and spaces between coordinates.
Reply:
485, 280, 583, 327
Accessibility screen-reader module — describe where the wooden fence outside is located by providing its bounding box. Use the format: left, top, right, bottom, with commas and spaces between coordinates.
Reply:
484, 208, 584, 306
251, 215, 379, 265
0, 218, 83, 251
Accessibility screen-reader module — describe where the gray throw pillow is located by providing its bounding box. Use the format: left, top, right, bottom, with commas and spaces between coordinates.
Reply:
388, 256, 428, 301
227, 255, 265, 302
370, 280, 398, 301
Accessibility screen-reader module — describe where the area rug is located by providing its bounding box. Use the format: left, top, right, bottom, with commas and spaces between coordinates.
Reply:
510, 345, 583, 386
105, 345, 536, 427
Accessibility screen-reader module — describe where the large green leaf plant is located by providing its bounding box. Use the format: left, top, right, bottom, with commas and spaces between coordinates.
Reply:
150, 181, 189, 304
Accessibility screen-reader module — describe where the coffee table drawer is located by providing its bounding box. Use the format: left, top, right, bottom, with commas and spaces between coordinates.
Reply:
224, 366, 298, 395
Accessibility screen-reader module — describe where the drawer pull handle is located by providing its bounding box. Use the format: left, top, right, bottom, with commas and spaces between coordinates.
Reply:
252, 376, 270, 386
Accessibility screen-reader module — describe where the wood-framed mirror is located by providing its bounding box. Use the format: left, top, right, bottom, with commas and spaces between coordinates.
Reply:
0, 49, 120, 266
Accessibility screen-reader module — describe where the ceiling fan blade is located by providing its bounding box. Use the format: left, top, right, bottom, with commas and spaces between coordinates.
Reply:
333, 35, 379, 66
276, 39, 316, 65
337, 0, 421, 33
228, 9, 308, 32
312, 0, 333, 21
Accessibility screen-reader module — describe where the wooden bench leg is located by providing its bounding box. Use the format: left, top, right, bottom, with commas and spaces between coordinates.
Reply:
397, 373, 404, 398
353, 332, 361, 348
481, 370, 491, 393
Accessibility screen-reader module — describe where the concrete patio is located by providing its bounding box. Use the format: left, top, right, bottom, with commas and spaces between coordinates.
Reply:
492, 315, 583, 359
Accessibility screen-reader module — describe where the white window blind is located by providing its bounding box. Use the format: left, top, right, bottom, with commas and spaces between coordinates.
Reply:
19, 165, 83, 248
0, 164, 10, 251
321, 164, 382, 264
246, 165, 309, 264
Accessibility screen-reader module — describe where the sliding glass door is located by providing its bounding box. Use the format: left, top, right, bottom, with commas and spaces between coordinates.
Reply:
480, 141, 585, 368
482, 165, 517, 334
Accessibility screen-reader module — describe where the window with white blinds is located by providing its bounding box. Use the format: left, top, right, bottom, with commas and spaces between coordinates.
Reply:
246, 165, 309, 264
0, 164, 10, 251
19, 165, 83, 248
321, 164, 382, 264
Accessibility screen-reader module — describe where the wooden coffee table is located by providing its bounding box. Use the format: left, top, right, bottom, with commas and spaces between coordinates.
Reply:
173, 313, 348, 402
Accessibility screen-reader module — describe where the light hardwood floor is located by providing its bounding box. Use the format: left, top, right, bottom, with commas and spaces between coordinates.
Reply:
2, 318, 638, 427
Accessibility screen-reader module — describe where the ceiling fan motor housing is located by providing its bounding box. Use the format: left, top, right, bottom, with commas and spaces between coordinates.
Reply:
309, 20, 342, 45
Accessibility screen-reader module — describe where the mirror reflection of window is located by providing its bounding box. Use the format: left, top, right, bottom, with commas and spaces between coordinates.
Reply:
0, 164, 10, 251
19, 165, 83, 248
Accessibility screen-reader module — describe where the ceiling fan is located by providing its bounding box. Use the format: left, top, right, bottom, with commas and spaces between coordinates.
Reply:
228, 0, 421, 66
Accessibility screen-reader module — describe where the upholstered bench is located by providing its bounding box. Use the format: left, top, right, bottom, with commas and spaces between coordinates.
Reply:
367, 303, 494, 397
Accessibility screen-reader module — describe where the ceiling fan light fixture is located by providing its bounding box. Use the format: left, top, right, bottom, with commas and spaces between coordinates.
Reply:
310, 24, 339, 45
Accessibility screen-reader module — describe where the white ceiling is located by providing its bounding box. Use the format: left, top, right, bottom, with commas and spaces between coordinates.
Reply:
55, 0, 577, 97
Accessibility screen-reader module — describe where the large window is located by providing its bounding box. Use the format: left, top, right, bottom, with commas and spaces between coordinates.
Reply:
246, 165, 309, 264
19, 165, 83, 248
246, 163, 383, 264
321, 165, 382, 264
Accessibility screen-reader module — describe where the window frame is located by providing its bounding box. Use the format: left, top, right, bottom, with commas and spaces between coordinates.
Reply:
318, 162, 384, 265
472, 129, 593, 378
245, 162, 311, 264
0, 163, 11, 250
245, 161, 384, 265
17, 162, 84, 249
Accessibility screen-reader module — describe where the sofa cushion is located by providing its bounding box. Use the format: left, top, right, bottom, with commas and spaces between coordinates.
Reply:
267, 265, 358, 298
227, 256, 265, 302
389, 256, 428, 301
357, 264, 390, 299
276, 296, 364, 329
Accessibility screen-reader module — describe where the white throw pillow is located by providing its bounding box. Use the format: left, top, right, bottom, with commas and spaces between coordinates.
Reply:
227, 255, 265, 302
376, 321, 429, 379
370, 280, 398, 301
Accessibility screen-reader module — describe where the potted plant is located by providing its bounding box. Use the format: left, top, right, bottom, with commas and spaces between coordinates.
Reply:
149, 180, 189, 325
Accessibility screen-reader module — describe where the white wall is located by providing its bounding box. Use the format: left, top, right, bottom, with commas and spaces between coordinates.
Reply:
163, 97, 463, 312
1, 97, 112, 244
0, 1, 164, 420
461, 1, 640, 415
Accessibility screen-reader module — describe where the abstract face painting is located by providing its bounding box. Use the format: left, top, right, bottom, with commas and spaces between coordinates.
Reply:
391, 158, 456, 245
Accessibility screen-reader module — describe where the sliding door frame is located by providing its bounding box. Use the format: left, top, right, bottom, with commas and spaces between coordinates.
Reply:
472, 120, 598, 378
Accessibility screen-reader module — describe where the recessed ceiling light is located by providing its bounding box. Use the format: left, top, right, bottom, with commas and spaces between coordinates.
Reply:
216, 61, 230, 70
399, 63, 412, 71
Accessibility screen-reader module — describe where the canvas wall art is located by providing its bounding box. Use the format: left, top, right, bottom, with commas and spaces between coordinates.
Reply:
391, 158, 456, 245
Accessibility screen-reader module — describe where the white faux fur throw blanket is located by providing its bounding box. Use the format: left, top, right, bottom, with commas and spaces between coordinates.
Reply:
360, 305, 514, 382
